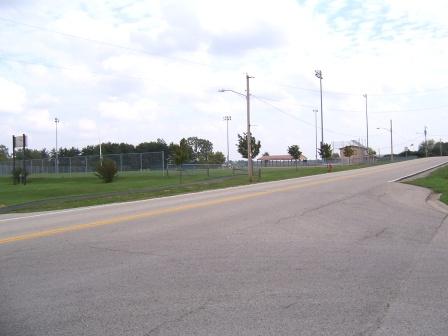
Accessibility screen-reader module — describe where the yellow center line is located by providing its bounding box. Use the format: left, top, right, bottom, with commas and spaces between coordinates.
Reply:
0, 163, 402, 245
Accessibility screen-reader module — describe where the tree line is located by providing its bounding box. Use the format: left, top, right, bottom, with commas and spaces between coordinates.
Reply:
0, 137, 227, 164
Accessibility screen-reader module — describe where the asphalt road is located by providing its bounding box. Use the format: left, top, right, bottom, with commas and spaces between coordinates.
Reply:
1, 158, 448, 336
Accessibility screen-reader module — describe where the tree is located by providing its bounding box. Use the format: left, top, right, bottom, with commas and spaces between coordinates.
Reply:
81, 145, 98, 156
15, 148, 49, 160
0, 145, 10, 161
287, 145, 302, 170
318, 143, 332, 161
237, 133, 261, 159
58, 147, 81, 157
342, 146, 355, 164
187, 137, 213, 163
208, 151, 226, 164
170, 138, 192, 166
136, 140, 168, 153
418, 139, 435, 157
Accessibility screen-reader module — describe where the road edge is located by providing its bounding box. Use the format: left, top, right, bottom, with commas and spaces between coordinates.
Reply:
389, 161, 448, 183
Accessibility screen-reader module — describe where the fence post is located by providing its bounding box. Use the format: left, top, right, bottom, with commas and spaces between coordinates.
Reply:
69, 157, 72, 176
120, 154, 123, 172
85, 156, 88, 174
140, 153, 143, 172
162, 151, 165, 176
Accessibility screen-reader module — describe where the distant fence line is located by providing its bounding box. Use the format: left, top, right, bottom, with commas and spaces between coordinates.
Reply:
0, 151, 165, 176
0, 153, 417, 176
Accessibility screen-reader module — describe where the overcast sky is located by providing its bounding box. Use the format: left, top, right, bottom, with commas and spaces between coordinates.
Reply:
1, 0, 447, 159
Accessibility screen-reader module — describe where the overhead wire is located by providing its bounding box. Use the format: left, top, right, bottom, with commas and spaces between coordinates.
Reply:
0, 16, 212, 67
251, 94, 364, 138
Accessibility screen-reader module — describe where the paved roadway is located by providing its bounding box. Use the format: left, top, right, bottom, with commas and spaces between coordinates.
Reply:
1, 157, 448, 336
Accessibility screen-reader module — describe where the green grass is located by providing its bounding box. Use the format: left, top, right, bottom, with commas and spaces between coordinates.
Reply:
0, 164, 370, 213
407, 165, 448, 205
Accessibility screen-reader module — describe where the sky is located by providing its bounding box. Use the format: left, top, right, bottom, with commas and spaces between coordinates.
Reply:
0, 0, 447, 160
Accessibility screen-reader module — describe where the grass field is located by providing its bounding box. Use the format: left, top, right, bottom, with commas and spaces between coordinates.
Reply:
0, 164, 370, 213
408, 165, 448, 205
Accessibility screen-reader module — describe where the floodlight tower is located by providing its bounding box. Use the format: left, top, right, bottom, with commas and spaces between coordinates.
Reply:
315, 70, 324, 149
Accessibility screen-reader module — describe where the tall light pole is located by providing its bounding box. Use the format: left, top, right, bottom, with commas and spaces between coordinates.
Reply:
313, 109, 318, 160
424, 126, 428, 157
315, 70, 324, 148
363, 94, 369, 158
54, 117, 59, 174
246, 74, 254, 181
377, 119, 393, 161
219, 73, 254, 181
223, 116, 231, 165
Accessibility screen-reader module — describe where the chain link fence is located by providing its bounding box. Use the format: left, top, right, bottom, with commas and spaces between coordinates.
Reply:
0, 151, 165, 176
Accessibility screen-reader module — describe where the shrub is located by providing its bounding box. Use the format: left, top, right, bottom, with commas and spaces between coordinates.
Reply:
12, 167, 28, 184
95, 159, 118, 183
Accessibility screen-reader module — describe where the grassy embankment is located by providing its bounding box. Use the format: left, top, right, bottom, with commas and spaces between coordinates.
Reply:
0, 164, 369, 213
408, 165, 448, 205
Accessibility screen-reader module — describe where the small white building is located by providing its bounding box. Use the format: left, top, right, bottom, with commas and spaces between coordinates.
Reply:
339, 140, 368, 163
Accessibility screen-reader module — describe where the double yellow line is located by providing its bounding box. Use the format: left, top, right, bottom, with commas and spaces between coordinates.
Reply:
0, 165, 394, 245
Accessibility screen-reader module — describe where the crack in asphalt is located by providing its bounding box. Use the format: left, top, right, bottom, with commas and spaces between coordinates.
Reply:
359, 227, 387, 242
297, 192, 362, 218
143, 299, 211, 336
360, 214, 448, 336
85, 243, 168, 258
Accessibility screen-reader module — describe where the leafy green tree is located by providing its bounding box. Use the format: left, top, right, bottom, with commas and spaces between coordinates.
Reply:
187, 137, 213, 163
342, 146, 355, 164
237, 133, 261, 159
58, 147, 81, 157
418, 139, 435, 157
16, 148, 49, 160
40, 148, 49, 159
287, 145, 302, 170
428, 140, 447, 156
0, 145, 9, 161
367, 147, 376, 156
318, 143, 332, 161
170, 138, 192, 166
208, 151, 226, 164
136, 139, 168, 153
81, 145, 98, 156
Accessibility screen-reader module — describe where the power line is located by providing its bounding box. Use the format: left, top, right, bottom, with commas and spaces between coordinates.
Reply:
252, 94, 448, 115
3, 16, 448, 98
0, 52, 150, 82
276, 81, 448, 97
251, 94, 363, 138
0, 16, 211, 67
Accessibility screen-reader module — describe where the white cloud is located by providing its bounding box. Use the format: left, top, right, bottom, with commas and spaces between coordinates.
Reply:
0, 78, 27, 113
78, 118, 97, 132
23, 109, 53, 131
98, 97, 159, 122
0, 0, 447, 156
